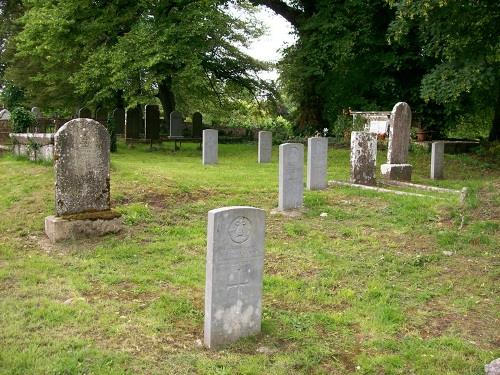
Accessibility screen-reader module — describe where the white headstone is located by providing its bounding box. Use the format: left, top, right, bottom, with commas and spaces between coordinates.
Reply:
431, 141, 444, 180
258, 131, 272, 163
0, 109, 11, 120
203, 129, 218, 165
204, 206, 265, 349
279, 143, 304, 211
350, 131, 377, 185
307, 137, 328, 190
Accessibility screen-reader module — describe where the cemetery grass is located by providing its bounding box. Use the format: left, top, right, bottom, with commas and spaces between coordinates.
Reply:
0, 142, 499, 375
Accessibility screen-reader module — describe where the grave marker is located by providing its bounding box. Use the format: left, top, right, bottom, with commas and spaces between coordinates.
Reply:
31, 107, 43, 119
145, 105, 161, 141
431, 141, 444, 180
170, 111, 184, 137
350, 131, 377, 185
126, 106, 142, 139
111, 108, 125, 135
258, 131, 272, 163
279, 143, 304, 211
192, 112, 203, 138
203, 129, 218, 165
307, 137, 328, 190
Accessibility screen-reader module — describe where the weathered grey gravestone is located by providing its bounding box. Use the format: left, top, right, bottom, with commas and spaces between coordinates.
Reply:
44, 119, 121, 242
126, 106, 142, 139
170, 111, 184, 138
485, 358, 500, 375
307, 137, 328, 190
111, 108, 125, 135
258, 131, 272, 163
381, 102, 412, 181
31, 107, 43, 119
145, 104, 161, 141
78, 107, 92, 118
204, 206, 265, 349
350, 131, 377, 185
203, 129, 218, 165
192, 112, 203, 138
431, 141, 444, 180
279, 143, 304, 211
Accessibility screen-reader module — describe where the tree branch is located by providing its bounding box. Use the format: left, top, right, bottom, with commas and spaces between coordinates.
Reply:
248, 0, 302, 27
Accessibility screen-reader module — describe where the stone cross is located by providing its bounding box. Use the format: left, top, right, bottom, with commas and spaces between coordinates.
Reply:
170, 111, 184, 138
431, 141, 444, 180
54, 118, 110, 216
192, 112, 203, 138
350, 131, 377, 185
126, 106, 142, 139
203, 129, 218, 165
279, 143, 304, 211
307, 137, 328, 190
258, 131, 272, 163
78, 107, 92, 119
381, 102, 412, 181
145, 105, 161, 141
204, 206, 265, 349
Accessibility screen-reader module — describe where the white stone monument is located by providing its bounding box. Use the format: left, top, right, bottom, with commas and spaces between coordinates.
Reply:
279, 143, 304, 211
203, 129, 218, 165
350, 131, 377, 185
431, 141, 444, 180
307, 137, 328, 190
258, 131, 272, 163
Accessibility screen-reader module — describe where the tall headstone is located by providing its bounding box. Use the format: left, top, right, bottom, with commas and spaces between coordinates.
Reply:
170, 111, 184, 138
126, 106, 142, 139
111, 108, 125, 135
204, 206, 265, 349
203, 129, 218, 165
31, 107, 43, 119
350, 131, 377, 186
192, 112, 203, 138
45, 119, 121, 242
307, 137, 328, 190
258, 131, 272, 163
381, 102, 412, 181
279, 143, 304, 211
431, 141, 444, 180
145, 104, 161, 141
78, 107, 92, 118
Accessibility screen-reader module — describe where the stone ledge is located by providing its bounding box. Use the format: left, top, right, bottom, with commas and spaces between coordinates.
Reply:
9, 133, 55, 145
381, 163, 412, 182
45, 215, 122, 243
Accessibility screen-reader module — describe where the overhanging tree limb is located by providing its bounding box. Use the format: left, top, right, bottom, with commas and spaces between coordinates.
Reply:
247, 0, 302, 27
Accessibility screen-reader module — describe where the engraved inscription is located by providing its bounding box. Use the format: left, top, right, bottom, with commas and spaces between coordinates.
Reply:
228, 216, 251, 244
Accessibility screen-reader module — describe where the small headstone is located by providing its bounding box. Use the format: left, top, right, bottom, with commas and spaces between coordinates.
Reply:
31, 107, 43, 119
381, 102, 412, 181
170, 111, 184, 138
126, 106, 142, 139
258, 131, 272, 163
350, 131, 377, 186
78, 107, 92, 118
279, 143, 304, 211
307, 137, 328, 190
431, 141, 444, 180
203, 129, 218, 165
54, 119, 110, 216
192, 112, 203, 138
145, 105, 161, 141
111, 108, 125, 135
204, 206, 265, 349
0, 109, 11, 120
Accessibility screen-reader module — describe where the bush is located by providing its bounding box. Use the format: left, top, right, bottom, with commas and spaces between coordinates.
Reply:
1, 83, 25, 109
10, 107, 35, 133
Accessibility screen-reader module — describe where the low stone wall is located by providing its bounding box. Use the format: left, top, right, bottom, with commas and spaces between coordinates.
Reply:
10, 133, 55, 161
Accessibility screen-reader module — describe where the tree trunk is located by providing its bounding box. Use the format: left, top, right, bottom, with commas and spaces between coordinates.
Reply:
157, 76, 176, 133
489, 92, 500, 141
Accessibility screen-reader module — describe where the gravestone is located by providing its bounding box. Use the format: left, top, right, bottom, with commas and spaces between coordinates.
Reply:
192, 112, 203, 138
381, 102, 412, 181
145, 105, 161, 141
95, 107, 107, 124
350, 131, 377, 185
170, 111, 184, 138
279, 143, 304, 211
44, 119, 121, 242
307, 137, 328, 190
258, 131, 272, 163
431, 141, 444, 180
126, 106, 142, 139
31, 107, 43, 119
78, 107, 92, 118
203, 129, 218, 165
0, 109, 10, 120
111, 108, 125, 135
204, 206, 265, 349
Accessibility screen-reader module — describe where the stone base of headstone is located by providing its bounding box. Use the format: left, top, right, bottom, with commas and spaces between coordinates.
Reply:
380, 163, 412, 181
270, 208, 302, 218
45, 211, 122, 243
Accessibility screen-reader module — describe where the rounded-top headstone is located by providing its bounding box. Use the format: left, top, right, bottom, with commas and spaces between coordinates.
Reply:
31, 107, 43, 119
54, 118, 110, 216
387, 102, 411, 164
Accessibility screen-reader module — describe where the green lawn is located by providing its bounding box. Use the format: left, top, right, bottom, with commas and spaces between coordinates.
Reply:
0, 141, 498, 374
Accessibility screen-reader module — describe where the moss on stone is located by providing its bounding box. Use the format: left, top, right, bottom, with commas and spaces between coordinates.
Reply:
59, 209, 121, 221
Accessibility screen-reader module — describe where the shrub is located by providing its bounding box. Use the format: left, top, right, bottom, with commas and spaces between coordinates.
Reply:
10, 107, 35, 133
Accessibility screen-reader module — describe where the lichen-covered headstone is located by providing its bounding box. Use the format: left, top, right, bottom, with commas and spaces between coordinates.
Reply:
258, 131, 272, 163
78, 107, 92, 119
203, 129, 218, 165
204, 206, 265, 349
170, 111, 184, 137
126, 106, 142, 139
307, 137, 328, 190
145, 105, 161, 141
350, 131, 377, 185
279, 143, 304, 211
54, 118, 110, 216
192, 112, 203, 138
